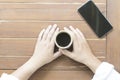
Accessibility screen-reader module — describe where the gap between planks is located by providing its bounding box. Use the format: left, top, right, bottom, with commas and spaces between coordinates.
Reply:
0, 38, 106, 40
0, 20, 85, 23
0, 3, 106, 4
0, 56, 106, 58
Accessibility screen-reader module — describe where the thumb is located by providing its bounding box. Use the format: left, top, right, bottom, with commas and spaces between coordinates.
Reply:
60, 49, 72, 57
53, 51, 62, 59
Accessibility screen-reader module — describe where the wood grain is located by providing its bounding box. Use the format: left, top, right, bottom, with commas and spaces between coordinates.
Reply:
0, 70, 93, 80
0, 3, 106, 9
107, 0, 120, 71
0, 0, 106, 3
0, 0, 108, 79
0, 56, 105, 70
0, 4, 106, 20
30, 70, 93, 80
0, 21, 106, 38
0, 70, 14, 75
0, 39, 106, 56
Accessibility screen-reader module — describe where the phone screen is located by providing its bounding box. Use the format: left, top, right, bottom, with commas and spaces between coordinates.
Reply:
78, 1, 113, 37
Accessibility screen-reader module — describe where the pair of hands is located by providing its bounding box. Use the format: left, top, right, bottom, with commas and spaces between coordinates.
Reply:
11, 24, 101, 80
31, 24, 94, 68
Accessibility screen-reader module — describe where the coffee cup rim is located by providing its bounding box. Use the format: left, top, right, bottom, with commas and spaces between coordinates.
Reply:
55, 30, 73, 49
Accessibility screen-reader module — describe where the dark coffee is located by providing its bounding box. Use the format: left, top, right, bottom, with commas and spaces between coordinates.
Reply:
56, 32, 71, 47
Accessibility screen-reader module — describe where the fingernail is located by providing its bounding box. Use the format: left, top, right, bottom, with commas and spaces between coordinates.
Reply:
76, 28, 79, 30
59, 49, 62, 51
69, 26, 73, 28
42, 29, 45, 31
64, 27, 67, 29
54, 24, 57, 27
48, 25, 52, 28
57, 28, 59, 31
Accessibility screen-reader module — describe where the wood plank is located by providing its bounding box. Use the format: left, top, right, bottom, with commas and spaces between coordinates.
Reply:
0, 70, 14, 75
0, 39, 106, 56
0, 57, 29, 69
0, 21, 106, 38
30, 70, 93, 80
107, 0, 120, 71
0, 3, 106, 9
0, 56, 105, 70
0, 0, 106, 3
0, 70, 93, 80
0, 4, 106, 20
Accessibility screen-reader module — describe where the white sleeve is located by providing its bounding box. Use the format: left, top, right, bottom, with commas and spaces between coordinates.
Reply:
0, 73, 18, 80
92, 62, 120, 80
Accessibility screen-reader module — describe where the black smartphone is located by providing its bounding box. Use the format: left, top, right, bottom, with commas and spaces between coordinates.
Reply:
78, 1, 113, 37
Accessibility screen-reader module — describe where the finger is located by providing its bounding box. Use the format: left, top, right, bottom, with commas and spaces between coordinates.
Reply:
76, 28, 86, 40
76, 29, 87, 42
47, 24, 57, 41
50, 28, 59, 47
64, 27, 74, 38
60, 49, 72, 58
75, 28, 82, 39
51, 27, 59, 42
53, 51, 62, 59
64, 26, 79, 51
76, 28, 88, 48
38, 29, 45, 41
64, 27, 72, 33
69, 26, 78, 39
69, 26, 76, 33
69, 26, 79, 48
69, 26, 82, 39
42, 25, 52, 40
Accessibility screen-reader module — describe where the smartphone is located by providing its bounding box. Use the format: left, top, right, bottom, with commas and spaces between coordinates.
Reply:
78, 1, 113, 37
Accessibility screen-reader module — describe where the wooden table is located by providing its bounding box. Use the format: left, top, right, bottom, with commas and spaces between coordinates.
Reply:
0, 0, 120, 80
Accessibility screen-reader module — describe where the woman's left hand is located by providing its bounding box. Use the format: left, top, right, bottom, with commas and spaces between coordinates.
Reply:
31, 24, 62, 68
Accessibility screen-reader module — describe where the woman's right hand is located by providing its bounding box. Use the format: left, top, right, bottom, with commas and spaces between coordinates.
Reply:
60, 26, 101, 73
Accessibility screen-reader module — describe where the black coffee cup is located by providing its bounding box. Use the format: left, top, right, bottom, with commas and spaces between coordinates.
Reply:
55, 30, 73, 50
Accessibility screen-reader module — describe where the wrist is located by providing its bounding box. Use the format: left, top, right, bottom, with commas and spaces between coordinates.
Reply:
28, 57, 45, 70
11, 57, 44, 80
83, 55, 102, 73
